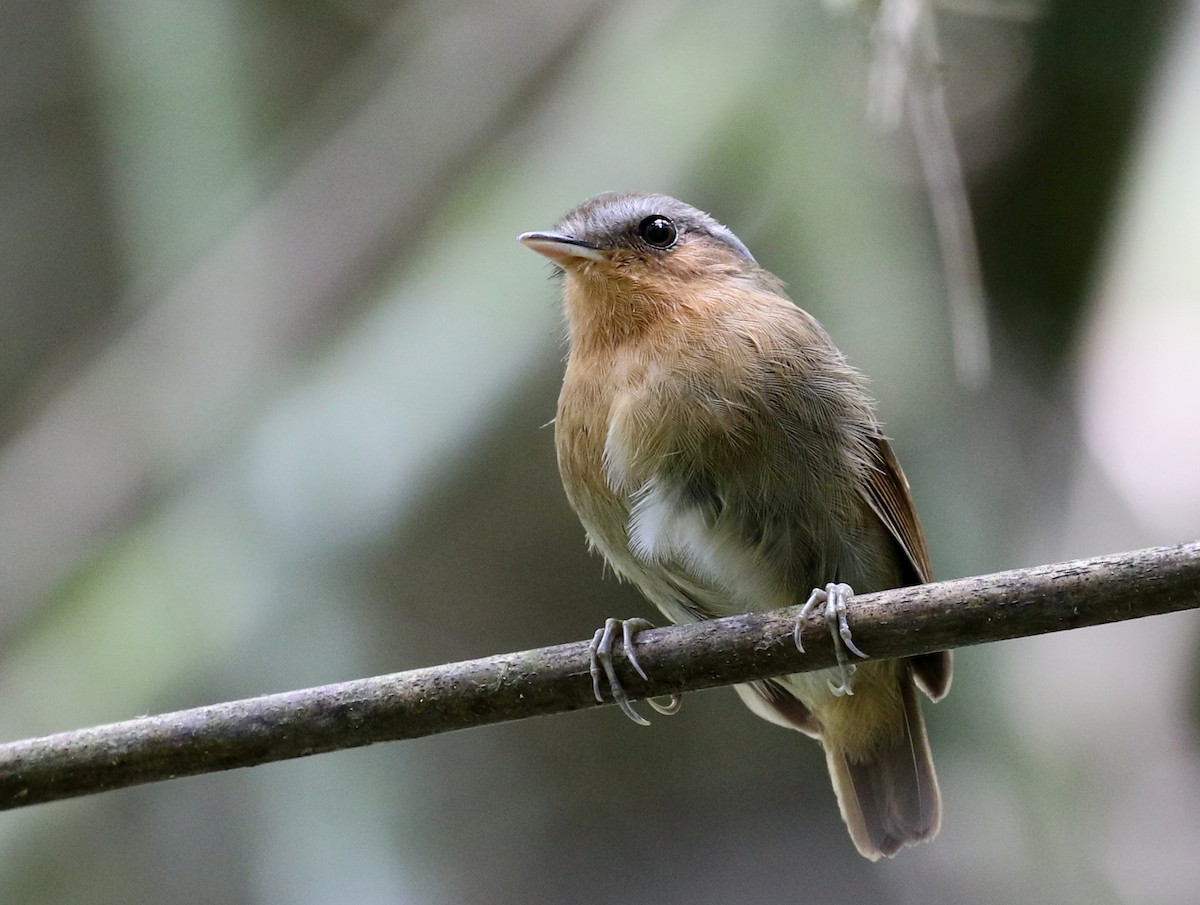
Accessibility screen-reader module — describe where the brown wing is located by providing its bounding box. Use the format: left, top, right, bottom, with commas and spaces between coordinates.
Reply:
863, 435, 932, 583
862, 435, 951, 701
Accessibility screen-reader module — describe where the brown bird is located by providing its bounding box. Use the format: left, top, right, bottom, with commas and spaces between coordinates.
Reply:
520, 192, 950, 860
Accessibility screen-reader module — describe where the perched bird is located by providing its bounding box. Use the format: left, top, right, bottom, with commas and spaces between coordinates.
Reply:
519, 192, 950, 860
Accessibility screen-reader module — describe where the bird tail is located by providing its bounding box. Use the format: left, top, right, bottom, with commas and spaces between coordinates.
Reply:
823, 675, 941, 861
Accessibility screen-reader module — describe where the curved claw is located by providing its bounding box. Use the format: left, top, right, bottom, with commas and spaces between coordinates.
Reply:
647, 694, 683, 715
826, 662, 858, 697
794, 582, 868, 697
590, 619, 649, 725
588, 616, 680, 725
621, 617, 654, 682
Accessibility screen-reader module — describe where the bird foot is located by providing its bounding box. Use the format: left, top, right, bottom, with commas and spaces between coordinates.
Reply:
590, 617, 682, 725
793, 583, 869, 696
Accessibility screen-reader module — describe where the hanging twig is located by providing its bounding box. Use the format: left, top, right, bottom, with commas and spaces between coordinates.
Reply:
868, 0, 994, 388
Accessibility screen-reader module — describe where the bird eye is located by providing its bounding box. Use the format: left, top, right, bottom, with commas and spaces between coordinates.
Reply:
637, 215, 678, 249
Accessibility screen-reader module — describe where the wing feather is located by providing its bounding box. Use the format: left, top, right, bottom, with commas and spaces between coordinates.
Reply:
861, 435, 952, 701
862, 435, 932, 584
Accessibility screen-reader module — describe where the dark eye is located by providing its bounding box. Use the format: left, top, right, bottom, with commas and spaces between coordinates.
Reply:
637, 215, 677, 249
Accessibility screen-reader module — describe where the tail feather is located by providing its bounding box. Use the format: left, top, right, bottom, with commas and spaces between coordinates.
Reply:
823, 676, 941, 860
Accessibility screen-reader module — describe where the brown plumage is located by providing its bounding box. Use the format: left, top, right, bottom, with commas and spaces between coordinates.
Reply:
520, 192, 950, 860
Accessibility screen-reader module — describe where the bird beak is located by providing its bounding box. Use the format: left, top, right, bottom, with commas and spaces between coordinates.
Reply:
519, 231, 609, 265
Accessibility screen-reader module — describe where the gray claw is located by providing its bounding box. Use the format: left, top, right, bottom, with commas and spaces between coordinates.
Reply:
794, 582, 868, 696
588, 617, 680, 724
648, 694, 683, 715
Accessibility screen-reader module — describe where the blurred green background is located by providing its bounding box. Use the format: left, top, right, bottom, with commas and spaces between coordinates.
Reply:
2, 1, 1199, 902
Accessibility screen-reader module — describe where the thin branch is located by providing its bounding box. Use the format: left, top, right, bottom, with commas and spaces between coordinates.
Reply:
1, 542, 1197, 811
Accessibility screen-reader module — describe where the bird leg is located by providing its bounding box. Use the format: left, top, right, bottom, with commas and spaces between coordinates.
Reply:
590, 617, 683, 725
793, 583, 869, 696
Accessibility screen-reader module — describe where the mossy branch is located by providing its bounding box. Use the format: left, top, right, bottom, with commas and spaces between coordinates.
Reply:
1, 541, 1197, 810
